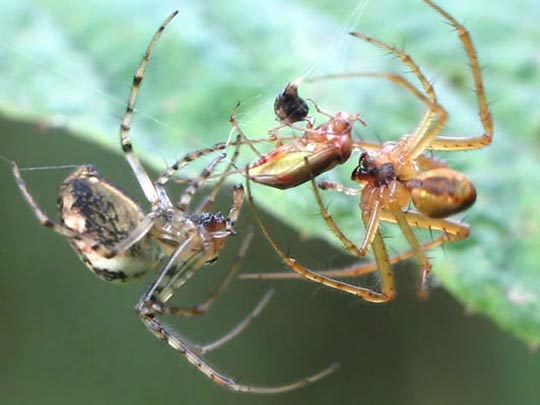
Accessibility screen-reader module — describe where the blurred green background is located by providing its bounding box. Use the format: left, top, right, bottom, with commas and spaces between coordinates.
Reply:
1, 0, 540, 404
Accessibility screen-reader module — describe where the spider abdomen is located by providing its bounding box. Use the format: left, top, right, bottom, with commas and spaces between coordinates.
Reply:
406, 168, 477, 218
58, 166, 159, 282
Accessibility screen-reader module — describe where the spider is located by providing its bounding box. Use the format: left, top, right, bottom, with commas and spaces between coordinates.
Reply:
243, 0, 493, 301
7, 11, 337, 393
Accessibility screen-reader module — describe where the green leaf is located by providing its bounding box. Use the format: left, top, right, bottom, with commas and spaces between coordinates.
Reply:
2, 0, 540, 345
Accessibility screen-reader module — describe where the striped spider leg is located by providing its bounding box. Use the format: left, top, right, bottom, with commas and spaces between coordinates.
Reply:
8, 11, 337, 393
243, 0, 492, 301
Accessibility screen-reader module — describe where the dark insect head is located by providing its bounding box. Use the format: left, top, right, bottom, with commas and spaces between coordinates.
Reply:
274, 82, 309, 124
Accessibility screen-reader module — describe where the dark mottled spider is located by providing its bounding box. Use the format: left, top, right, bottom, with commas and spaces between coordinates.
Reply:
7, 11, 337, 393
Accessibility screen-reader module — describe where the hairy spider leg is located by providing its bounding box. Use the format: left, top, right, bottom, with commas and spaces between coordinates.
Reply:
246, 168, 395, 302
241, 177, 469, 284
421, 0, 493, 152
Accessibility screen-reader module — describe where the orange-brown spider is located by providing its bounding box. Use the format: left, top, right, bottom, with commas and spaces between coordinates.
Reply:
244, 0, 493, 302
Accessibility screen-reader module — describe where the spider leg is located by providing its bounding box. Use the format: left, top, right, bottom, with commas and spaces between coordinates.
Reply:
119, 11, 179, 205
323, 24, 448, 158
328, 32, 440, 151
358, 188, 384, 255
243, 176, 392, 296
241, 223, 459, 280
308, 70, 449, 162
349, 33, 436, 102
241, 180, 461, 285
10, 160, 113, 252
381, 208, 469, 294
225, 184, 245, 232
315, 210, 468, 280
310, 178, 362, 256
312, 7, 489, 155
155, 101, 280, 191
241, 177, 366, 280
162, 229, 253, 317
137, 235, 338, 393
229, 103, 266, 156
194, 134, 243, 214
152, 230, 273, 354
176, 154, 226, 212
423, 0, 493, 151
368, 223, 397, 300
154, 141, 231, 191
169, 135, 306, 187
246, 169, 393, 302
379, 209, 470, 242
240, 212, 462, 282
192, 289, 274, 355
387, 200, 431, 298
317, 174, 386, 258
318, 180, 360, 196
303, 159, 363, 257
11, 161, 78, 238
349, 31, 443, 154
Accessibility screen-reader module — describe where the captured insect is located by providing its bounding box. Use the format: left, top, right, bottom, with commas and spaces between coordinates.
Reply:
229, 81, 366, 190
273, 80, 310, 126
7, 11, 337, 393
245, 0, 492, 301
170, 78, 367, 191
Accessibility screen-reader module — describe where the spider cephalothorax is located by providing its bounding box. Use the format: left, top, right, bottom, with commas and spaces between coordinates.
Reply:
351, 150, 477, 219
352, 151, 397, 187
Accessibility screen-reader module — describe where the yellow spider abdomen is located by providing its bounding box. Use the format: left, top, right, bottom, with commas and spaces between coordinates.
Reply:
407, 168, 477, 218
